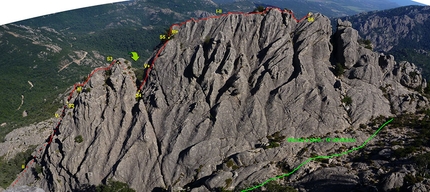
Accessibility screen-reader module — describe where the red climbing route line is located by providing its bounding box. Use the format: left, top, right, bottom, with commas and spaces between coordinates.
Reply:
11, 59, 127, 187
139, 42, 168, 90
11, 7, 312, 188
138, 7, 310, 90
67, 60, 117, 101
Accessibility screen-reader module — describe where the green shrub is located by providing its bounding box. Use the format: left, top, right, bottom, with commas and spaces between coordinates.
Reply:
393, 146, 416, 158
369, 115, 387, 126
74, 135, 83, 143
225, 178, 232, 187
358, 39, 372, 50
379, 85, 387, 93
195, 165, 203, 174
404, 174, 423, 185
364, 44, 372, 50
334, 63, 344, 77
253, 6, 265, 12
311, 153, 328, 163
267, 132, 285, 143
259, 180, 297, 192
215, 187, 233, 192
86, 88, 91, 92
358, 39, 371, 45
409, 71, 418, 78
133, 68, 145, 82
413, 152, 430, 178
391, 141, 401, 145
232, 164, 239, 170
31, 163, 42, 179
204, 36, 211, 45
297, 147, 308, 156
341, 96, 353, 105
352, 152, 371, 162
96, 179, 135, 192
276, 161, 291, 173
265, 141, 280, 149
364, 39, 371, 45
105, 69, 112, 77
226, 159, 234, 168
35, 164, 42, 174
264, 132, 285, 149
424, 86, 430, 95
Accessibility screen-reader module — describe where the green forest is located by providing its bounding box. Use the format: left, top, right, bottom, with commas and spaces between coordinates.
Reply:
0, 4, 180, 141
0, 31, 84, 141
0, 146, 36, 188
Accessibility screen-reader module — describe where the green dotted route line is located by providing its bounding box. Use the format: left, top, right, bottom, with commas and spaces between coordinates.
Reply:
241, 118, 394, 192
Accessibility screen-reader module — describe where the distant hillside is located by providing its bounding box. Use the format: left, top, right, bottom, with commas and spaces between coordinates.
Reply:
0, 0, 223, 139
388, 0, 425, 6
0, 24, 104, 139
215, 0, 400, 17
17, 0, 221, 61
338, 5, 430, 80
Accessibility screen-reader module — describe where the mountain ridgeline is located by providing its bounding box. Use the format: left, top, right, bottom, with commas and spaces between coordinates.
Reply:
0, 0, 220, 133
9, 8, 430, 192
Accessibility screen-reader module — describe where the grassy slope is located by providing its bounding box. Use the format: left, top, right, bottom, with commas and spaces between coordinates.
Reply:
0, 31, 72, 138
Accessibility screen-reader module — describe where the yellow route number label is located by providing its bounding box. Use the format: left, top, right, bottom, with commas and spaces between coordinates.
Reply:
171, 30, 178, 35
107, 56, 113, 62
135, 91, 142, 99
160, 35, 171, 40
76, 86, 82, 93
68, 103, 74, 109
144, 63, 150, 68
216, 9, 222, 14
55, 113, 60, 118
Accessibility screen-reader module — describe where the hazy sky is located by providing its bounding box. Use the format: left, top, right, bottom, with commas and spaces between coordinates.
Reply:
389, 0, 426, 5
0, 0, 130, 26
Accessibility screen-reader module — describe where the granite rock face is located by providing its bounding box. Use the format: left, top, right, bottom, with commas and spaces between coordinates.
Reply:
334, 19, 428, 117
0, 120, 53, 160
10, 9, 428, 191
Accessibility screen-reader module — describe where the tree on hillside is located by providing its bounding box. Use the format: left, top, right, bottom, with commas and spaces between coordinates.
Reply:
333, 63, 345, 77
253, 6, 265, 12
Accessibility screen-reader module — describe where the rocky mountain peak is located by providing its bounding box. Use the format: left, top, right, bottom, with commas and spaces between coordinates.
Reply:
8, 8, 429, 192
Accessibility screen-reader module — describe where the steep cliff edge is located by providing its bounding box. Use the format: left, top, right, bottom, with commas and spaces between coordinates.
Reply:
9, 8, 429, 191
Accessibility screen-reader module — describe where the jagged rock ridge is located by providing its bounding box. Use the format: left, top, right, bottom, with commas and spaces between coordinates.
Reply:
11, 8, 429, 191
